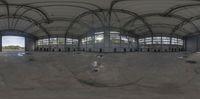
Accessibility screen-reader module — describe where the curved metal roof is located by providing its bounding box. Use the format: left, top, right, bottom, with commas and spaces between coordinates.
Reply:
0, 0, 200, 38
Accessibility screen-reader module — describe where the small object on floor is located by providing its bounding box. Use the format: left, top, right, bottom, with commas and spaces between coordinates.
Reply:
96, 55, 103, 58
92, 68, 99, 72
17, 53, 24, 57
91, 61, 103, 72
92, 61, 98, 67
186, 60, 197, 64
25, 52, 31, 55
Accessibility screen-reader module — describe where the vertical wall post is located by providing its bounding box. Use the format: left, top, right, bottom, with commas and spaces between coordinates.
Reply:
104, 30, 111, 52
136, 37, 139, 51
0, 35, 2, 52
25, 37, 36, 52
25, 37, 28, 51
184, 37, 187, 51
78, 38, 82, 51
197, 35, 199, 51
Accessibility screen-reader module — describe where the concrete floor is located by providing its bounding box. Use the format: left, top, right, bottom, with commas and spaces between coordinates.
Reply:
0, 52, 200, 99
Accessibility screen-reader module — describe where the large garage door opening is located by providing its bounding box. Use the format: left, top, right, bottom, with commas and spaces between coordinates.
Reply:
2, 36, 25, 52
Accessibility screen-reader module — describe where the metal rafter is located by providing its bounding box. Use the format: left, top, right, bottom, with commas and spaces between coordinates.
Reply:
23, 1, 102, 9
123, 13, 200, 36
0, 15, 50, 36
1, 0, 200, 39
131, 23, 191, 37
0, 4, 51, 23
0, 0, 7, 4
65, 9, 154, 38
65, 9, 105, 38
170, 15, 200, 36
11, 4, 104, 38
164, 3, 200, 15
109, 0, 154, 38
11, 1, 103, 29
0, 29, 37, 39
26, 17, 93, 37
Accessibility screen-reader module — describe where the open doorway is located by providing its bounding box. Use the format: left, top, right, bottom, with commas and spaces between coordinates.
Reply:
2, 36, 25, 52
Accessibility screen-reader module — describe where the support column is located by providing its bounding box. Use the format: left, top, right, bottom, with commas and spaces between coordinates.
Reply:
25, 37, 36, 52
0, 35, 2, 52
184, 37, 187, 51
119, 33, 122, 52
78, 39, 82, 51
197, 35, 200, 51
104, 30, 111, 52
136, 37, 139, 51
64, 37, 67, 52
48, 37, 51, 52
161, 34, 163, 51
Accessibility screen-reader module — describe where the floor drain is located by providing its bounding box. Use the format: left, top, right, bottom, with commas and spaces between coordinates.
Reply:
186, 60, 197, 64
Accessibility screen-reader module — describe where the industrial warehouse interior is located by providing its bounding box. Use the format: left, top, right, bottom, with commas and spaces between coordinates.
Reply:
0, 0, 200, 99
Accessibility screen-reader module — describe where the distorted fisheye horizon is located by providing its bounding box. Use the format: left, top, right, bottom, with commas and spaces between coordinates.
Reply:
1, 0, 200, 99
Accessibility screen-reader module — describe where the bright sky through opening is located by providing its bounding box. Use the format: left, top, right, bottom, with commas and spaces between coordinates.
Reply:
2, 36, 25, 47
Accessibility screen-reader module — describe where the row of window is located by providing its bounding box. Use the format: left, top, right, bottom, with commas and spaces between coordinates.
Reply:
37, 38, 78, 46
37, 35, 183, 46
139, 37, 183, 45
81, 31, 135, 45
